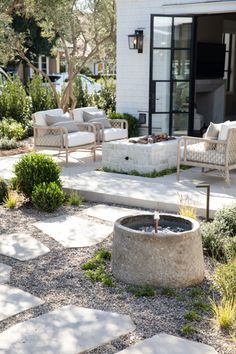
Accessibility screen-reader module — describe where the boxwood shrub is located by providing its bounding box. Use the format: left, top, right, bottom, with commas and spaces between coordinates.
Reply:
0, 177, 8, 204
32, 182, 64, 212
14, 153, 61, 199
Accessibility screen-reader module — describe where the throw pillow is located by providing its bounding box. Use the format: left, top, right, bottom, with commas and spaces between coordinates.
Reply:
205, 122, 221, 140
218, 121, 236, 141
83, 111, 111, 128
46, 114, 71, 126
52, 121, 79, 133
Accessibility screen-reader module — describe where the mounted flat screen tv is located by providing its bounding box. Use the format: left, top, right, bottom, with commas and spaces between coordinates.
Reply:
196, 42, 226, 79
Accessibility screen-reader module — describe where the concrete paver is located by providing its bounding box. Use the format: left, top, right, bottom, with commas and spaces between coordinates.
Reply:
0, 305, 135, 354
115, 333, 218, 354
0, 233, 50, 261
34, 215, 113, 248
0, 285, 44, 321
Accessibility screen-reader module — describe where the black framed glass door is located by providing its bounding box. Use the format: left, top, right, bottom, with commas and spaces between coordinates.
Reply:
149, 15, 195, 136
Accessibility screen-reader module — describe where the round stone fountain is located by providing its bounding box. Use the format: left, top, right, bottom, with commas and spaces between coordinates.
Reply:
112, 214, 204, 288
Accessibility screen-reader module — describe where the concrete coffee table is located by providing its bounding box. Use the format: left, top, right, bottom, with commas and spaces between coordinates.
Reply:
102, 138, 178, 174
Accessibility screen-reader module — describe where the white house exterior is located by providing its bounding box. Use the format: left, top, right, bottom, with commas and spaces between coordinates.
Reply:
116, 0, 236, 136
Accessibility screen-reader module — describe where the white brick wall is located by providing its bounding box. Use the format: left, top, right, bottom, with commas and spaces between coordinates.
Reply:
116, 0, 236, 119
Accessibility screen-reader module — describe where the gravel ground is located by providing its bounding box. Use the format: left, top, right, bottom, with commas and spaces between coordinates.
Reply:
0, 203, 235, 354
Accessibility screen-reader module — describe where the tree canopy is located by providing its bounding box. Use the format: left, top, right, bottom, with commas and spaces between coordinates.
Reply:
0, 0, 116, 109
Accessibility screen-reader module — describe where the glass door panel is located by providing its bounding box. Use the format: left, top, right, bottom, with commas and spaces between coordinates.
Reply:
152, 114, 169, 134
173, 50, 190, 80
153, 17, 172, 48
173, 82, 189, 112
156, 82, 170, 112
172, 113, 189, 136
174, 18, 192, 48
153, 50, 171, 80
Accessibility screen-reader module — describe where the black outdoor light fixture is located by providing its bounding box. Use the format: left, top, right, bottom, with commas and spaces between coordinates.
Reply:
196, 183, 210, 221
128, 30, 144, 53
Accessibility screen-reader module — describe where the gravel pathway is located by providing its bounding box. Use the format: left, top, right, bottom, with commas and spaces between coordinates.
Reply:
0, 204, 235, 354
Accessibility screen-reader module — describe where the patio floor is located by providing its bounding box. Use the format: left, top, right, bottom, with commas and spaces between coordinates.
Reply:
1, 150, 236, 218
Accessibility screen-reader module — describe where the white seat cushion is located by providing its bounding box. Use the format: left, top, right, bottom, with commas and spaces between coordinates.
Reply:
34, 109, 64, 126
72, 107, 99, 122
186, 142, 225, 165
36, 132, 95, 148
103, 128, 127, 142
65, 131, 95, 147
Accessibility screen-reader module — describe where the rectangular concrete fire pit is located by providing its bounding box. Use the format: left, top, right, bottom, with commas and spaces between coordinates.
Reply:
102, 138, 178, 174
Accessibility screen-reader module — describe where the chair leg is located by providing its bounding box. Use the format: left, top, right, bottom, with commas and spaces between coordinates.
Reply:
225, 169, 230, 185
176, 149, 181, 182
65, 149, 68, 165
202, 167, 205, 173
93, 143, 96, 162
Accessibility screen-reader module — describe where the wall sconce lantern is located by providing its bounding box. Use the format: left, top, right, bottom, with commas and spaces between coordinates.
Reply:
128, 30, 144, 53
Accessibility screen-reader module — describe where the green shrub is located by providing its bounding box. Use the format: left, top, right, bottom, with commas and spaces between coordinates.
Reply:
0, 77, 32, 125
92, 77, 116, 114
73, 77, 90, 108
32, 182, 64, 212
3, 190, 17, 209
0, 138, 19, 150
213, 260, 236, 301
201, 220, 236, 262
184, 310, 202, 322
0, 118, 25, 140
0, 178, 8, 203
109, 112, 139, 138
14, 153, 61, 199
28, 74, 57, 113
214, 204, 236, 236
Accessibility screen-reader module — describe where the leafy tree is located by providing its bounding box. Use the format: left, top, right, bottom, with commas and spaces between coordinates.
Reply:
0, 0, 116, 110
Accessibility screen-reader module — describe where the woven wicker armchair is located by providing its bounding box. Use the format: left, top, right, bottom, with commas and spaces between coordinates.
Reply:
33, 109, 97, 164
177, 128, 236, 184
71, 107, 128, 143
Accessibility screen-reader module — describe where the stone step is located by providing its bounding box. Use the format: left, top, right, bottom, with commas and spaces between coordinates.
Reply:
115, 333, 218, 354
0, 263, 12, 284
0, 233, 50, 261
0, 284, 44, 321
34, 215, 113, 248
0, 305, 135, 354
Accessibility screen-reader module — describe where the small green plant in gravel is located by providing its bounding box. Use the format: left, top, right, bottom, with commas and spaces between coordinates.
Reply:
213, 260, 236, 301
127, 285, 156, 298
3, 190, 17, 209
184, 310, 202, 322
67, 191, 83, 207
182, 324, 197, 336
160, 287, 176, 297
188, 288, 204, 298
212, 299, 236, 330
0, 177, 8, 204
193, 300, 211, 312
82, 249, 114, 287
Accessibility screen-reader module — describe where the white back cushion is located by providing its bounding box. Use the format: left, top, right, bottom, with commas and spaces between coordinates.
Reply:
72, 107, 99, 122
218, 121, 236, 140
34, 109, 63, 126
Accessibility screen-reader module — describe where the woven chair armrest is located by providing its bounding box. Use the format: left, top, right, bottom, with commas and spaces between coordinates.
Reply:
178, 136, 227, 146
108, 119, 128, 130
34, 126, 67, 134
74, 122, 96, 134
